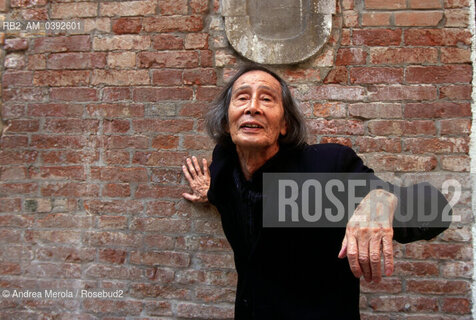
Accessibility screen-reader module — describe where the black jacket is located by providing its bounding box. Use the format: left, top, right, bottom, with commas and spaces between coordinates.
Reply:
207, 143, 450, 320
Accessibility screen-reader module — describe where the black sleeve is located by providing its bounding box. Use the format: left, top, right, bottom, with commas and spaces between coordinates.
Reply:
337, 146, 452, 244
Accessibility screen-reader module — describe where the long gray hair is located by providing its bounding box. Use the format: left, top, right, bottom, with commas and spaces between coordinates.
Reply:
205, 64, 308, 147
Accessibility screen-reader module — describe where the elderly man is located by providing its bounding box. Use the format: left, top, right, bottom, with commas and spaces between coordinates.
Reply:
182, 64, 450, 319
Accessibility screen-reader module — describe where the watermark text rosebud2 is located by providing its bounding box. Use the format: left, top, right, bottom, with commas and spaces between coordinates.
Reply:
262, 173, 463, 228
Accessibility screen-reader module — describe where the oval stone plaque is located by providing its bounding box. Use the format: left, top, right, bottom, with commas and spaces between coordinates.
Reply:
222, 0, 336, 64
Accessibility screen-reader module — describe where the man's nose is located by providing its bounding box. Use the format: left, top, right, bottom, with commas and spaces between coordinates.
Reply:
245, 96, 262, 115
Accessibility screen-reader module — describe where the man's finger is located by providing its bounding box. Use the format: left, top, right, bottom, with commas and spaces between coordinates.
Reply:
357, 236, 371, 282
369, 235, 382, 283
202, 158, 209, 176
182, 164, 194, 183
338, 236, 347, 259
346, 235, 362, 278
382, 234, 394, 276
192, 156, 203, 175
182, 192, 199, 202
186, 158, 197, 178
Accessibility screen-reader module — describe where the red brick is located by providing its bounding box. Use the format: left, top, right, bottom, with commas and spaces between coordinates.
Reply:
440, 155, 470, 172
30, 166, 85, 181
183, 68, 217, 85
34, 70, 90, 86
103, 151, 130, 165
143, 16, 203, 32
21, 8, 47, 20
43, 119, 99, 134
86, 104, 144, 118
130, 250, 190, 267
0, 199, 21, 213
313, 102, 347, 118
403, 120, 437, 135
143, 234, 175, 249
134, 184, 185, 198
25, 230, 81, 245
335, 48, 367, 66
133, 87, 193, 101
442, 298, 471, 314
27, 54, 46, 70
103, 87, 131, 101
94, 167, 148, 182
31, 135, 85, 149
370, 47, 438, 65
368, 296, 438, 312
2, 71, 33, 87
440, 85, 472, 100
177, 303, 234, 319
112, 17, 142, 34
355, 137, 401, 152
395, 11, 443, 26
103, 183, 131, 197
441, 261, 473, 278
104, 119, 130, 133
151, 135, 179, 149
132, 217, 190, 233
350, 67, 403, 84
365, 0, 405, 9
185, 33, 209, 49
0, 150, 38, 165
404, 137, 468, 153
361, 12, 391, 26
4, 38, 28, 52
93, 35, 150, 51
32, 35, 91, 53
28, 103, 83, 117
85, 231, 141, 247
36, 247, 95, 263
404, 102, 470, 118
196, 252, 235, 269
368, 85, 437, 101
100, 0, 156, 16
35, 213, 92, 229
151, 34, 184, 50
138, 51, 199, 68
343, 10, 359, 27
359, 154, 437, 171
3, 87, 49, 102
98, 248, 127, 264
295, 85, 366, 101
83, 200, 143, 214
50, 88, 98, 101
445, 8, 469, 27
92, 70, 149, 86
48, 52, 106, 69
353, 29, 402, 46
407, 279, 470, 295
41, 182, 99, 197
151, 69, 183, 85
405, 243, 472, 260
308, 119, 364, 135
183, 135, 215, 150
368, 120, 404, 135
444, 0, 470, 7
409, 0, 442, 8
441, 47, 471, 64
196, 86, 223, 101
349, 103, 402, 119
404, 28, 471, 46
159, 0, 188, 15
323, 67, 348, 84
0, 0, 7, 11
51, 2, 97, 18
151, 168, 182, 184
406, 65, 472, 84
440, 119, 471, 135
190, 0, 209, 13
282, 68, 322, 83
196, 287, 235, 303
83, 299, 142, 315
320, 137, 352, 147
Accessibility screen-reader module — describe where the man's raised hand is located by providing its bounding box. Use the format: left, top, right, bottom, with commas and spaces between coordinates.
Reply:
182, 156, 210, 203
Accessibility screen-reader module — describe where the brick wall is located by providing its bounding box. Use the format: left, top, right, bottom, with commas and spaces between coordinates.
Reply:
0, 0, 473, 318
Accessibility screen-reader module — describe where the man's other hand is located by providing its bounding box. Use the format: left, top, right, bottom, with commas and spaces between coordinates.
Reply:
182, 156, 210, 203
338, 189, 398, 283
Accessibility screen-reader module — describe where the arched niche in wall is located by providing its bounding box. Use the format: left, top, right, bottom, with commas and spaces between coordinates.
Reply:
222, 0, 336, 65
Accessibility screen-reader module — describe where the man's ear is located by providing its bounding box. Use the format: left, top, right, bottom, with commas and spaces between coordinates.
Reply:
280, 121, 287, 136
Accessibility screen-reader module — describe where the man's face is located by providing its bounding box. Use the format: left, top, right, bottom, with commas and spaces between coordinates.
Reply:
227, 70, 287, 152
